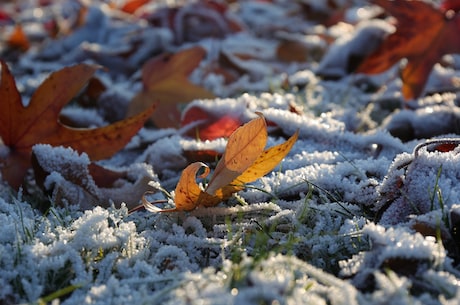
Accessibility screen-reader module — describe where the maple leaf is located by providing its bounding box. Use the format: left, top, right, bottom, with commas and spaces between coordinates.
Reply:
357, 0, 460, 99
143, 113, 299, 212
0, 61, 155, 189
127, 46, 215, 128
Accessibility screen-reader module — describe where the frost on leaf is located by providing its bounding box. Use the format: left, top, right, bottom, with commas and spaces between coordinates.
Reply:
32, 144, 155, 210
143, 113, 298, 212
377, 139, 460, 225
340, 223, 447, 291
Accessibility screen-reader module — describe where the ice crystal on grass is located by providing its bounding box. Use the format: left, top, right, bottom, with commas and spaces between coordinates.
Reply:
167, 254, 363, 305
0, 201, 152, 303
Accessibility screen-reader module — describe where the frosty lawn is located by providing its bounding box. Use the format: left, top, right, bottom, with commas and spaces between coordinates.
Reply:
2, 1, 460, 304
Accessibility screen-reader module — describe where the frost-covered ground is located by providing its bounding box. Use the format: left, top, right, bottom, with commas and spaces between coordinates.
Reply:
2, 0, 460, 304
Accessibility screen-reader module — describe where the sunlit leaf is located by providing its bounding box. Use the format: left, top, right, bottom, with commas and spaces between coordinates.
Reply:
205, 113, 267, 195
174, 162, 211, 211
143, 113, 298, 212
233, 130, 299, 185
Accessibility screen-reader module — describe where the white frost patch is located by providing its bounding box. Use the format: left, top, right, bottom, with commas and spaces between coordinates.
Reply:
379, 144, 460, 224
340, 222, 450, 294
364, 223, 445, 264
33, 144, 156, 209
136, 135, 188, 177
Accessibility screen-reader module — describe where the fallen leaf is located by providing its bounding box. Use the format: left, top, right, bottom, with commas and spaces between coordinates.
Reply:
299, 1, 350, 26
276, 40, 310, 62
183, 149, 221, 163
127, 46, 215, 128
232, 129, 299, 185
74, 76, 107, 108
205, 113, 267, 195
143, 113, 298, 212
32, 144, 154, 210
146, 1, 243, 44
198, 129, 299, 207
87, 163, 127, 188
181, 105, 243, 140
7, 24, 30, 51
120, 0, 149, 14
0, 61, 155, 189
0, 10, 13, 24
357, 0, 460, 99
173, 162, 210, 211
441, 0, 460, 12
427, 143, 459, 153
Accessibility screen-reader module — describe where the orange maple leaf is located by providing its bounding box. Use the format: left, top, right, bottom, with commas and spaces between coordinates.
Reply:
0, 61, 155, 189
357, 0, 460, 99
143, 113, 299, 212
127, 46, 215, 128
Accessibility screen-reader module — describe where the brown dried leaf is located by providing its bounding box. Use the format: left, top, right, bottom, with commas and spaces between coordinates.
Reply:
205, 113, 267, 195
127, 46, 215, 128
0, 61, 154, 189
